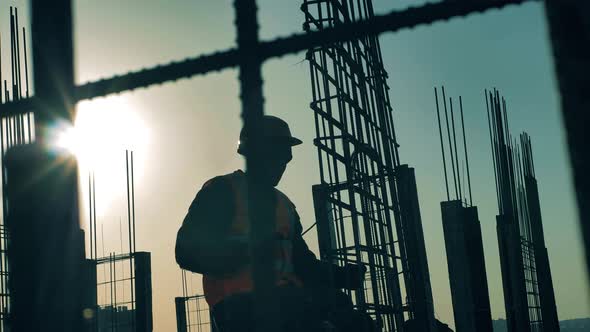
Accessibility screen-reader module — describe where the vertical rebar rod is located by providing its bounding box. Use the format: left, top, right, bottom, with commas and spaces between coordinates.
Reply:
14, 8, 21, 101
6, 118, 11, 154
9, 9, 15, 101
0, 118, 5, 326
125, 150, 136, 330
181, 270, 187, 298
487, 90, 501, 210
131, 151, 136, 253
442, 87, 458, 199
0, 36, 3, 104
130, 151, 136, 330
450, 97, 463, 203
486, 91, 499, 209
114, 253, 119, 329
88, 174, 93, 260
118, 218, 123, 255
93, 172, 97, 260
125, 151, 133, 257
459, 96, 473, 205
22, 27, 31, 141
109, 253, 115, 330
435, 87, 450, 200
22, 28, 28, 99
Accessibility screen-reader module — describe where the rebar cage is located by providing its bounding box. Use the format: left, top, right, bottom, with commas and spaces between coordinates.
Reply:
302, 1, 408, 330
487, 90, 559, 332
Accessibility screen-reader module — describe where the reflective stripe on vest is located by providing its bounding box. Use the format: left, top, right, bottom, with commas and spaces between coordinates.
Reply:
203, 171, 302, 306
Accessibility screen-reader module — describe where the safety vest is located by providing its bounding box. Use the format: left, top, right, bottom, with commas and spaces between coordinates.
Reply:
203, 170, 303, 306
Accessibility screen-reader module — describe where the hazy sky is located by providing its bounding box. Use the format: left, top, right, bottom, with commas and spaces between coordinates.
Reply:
2, 1, 588, 330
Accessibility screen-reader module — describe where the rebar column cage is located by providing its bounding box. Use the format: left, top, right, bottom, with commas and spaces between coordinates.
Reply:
487, 89, 558, 332
0, 6, 34, 330
301, 1, 417, 330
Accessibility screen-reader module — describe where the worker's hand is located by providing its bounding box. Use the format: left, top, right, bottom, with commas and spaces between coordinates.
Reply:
342, 264, 366, 290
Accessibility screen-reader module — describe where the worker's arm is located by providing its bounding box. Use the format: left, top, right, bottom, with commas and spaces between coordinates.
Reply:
175, 177, 249, 276
291, 208, 365, 289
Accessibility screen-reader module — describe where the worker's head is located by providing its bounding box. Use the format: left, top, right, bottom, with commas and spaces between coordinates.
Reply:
237, 115, 302, 187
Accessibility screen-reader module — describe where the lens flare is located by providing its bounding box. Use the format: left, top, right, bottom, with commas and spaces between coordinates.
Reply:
56, 96, 149, 216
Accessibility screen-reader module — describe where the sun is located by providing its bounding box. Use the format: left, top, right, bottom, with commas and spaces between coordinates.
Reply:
56, 96, 150, 217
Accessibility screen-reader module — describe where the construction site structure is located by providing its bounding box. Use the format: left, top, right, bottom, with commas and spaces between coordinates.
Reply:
0, 0, 584, 331
434, 87, 493, 332
175, 270, 215, 332
84, 151, 154, 332
302, 1, 438, 331
486, 89, 559, 332
0, 6, 36, 331
89, 252, 153, 332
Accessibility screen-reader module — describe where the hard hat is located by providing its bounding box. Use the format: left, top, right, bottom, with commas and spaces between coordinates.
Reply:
237, 115, 302, 155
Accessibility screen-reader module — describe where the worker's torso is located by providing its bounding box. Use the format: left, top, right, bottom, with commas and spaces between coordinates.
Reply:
203, 170, 302, 306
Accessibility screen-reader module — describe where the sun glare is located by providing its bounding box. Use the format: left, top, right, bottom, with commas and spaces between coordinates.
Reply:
57, 96, 150, 216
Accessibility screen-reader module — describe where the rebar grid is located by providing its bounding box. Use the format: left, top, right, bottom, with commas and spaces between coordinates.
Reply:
95, 253, 137, 332
178, 295, 212, 332
301, 0, 410, 330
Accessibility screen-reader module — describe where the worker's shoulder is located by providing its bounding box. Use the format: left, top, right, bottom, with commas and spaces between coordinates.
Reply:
197, 170, 242, 197
274, 187, 297, 210
203, 170, 243, 187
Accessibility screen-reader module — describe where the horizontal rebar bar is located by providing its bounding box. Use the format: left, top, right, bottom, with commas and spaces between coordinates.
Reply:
0, 0, 539, 117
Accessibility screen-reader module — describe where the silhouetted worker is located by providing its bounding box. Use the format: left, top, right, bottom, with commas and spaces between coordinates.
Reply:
175, 115, 375, 332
